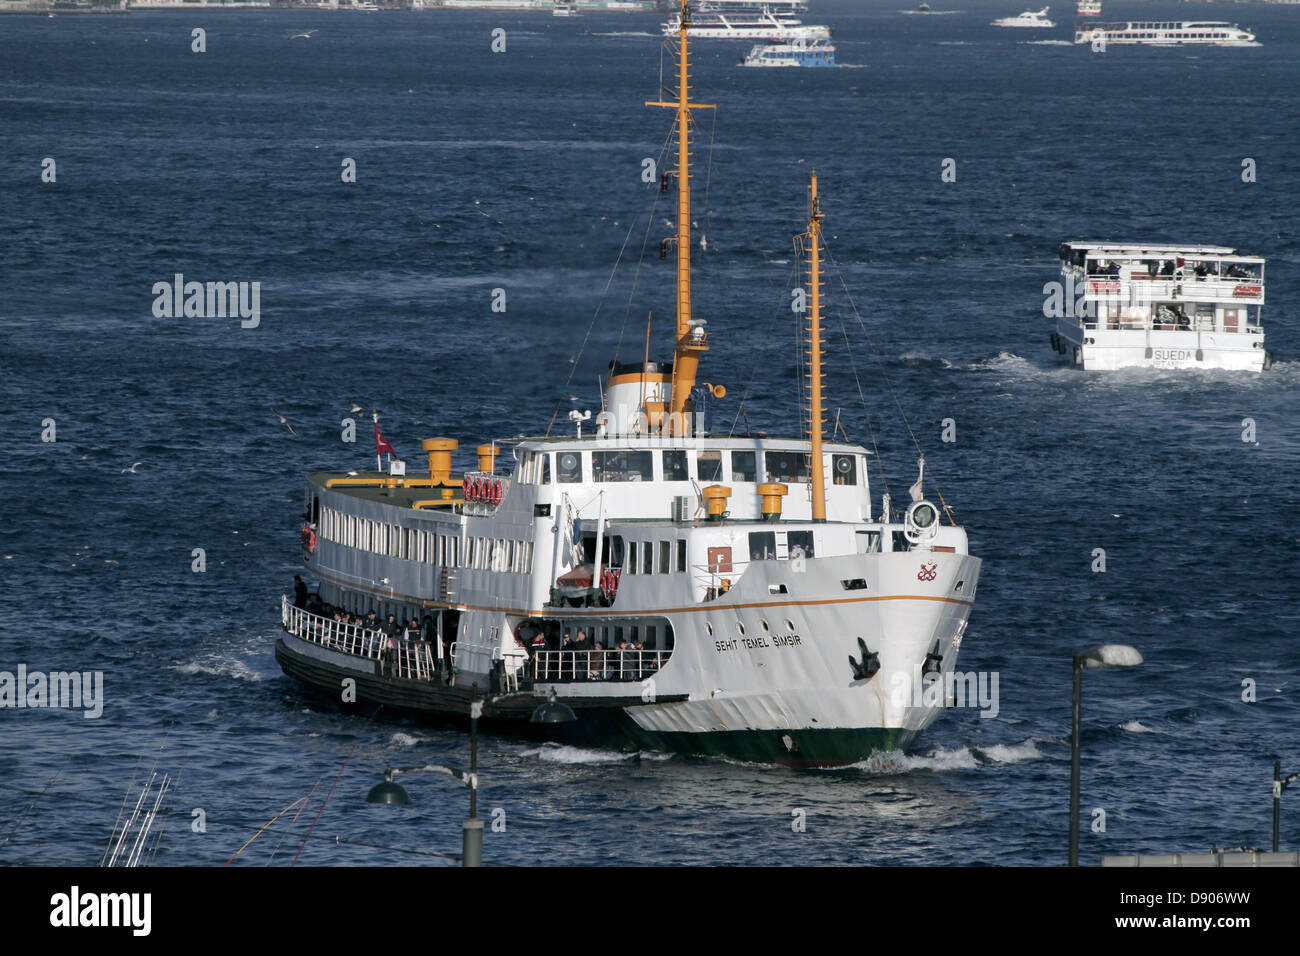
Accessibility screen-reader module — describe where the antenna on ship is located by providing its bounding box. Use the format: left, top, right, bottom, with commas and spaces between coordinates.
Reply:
799, 171, 828, 522
647, 0, 715, 436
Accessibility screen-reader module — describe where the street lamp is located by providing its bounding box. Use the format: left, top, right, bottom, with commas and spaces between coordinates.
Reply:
366, 692, 486, 867
1273, 761, 1300, 853
1069, 644, 1143, 867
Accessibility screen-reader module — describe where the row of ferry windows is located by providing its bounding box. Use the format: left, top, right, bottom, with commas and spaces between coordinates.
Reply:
318, 507, 533, 574
519, 449, 859, 486
610, 537, 688, 575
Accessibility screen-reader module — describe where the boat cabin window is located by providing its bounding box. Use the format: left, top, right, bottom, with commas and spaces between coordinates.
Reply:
642, 543, 653, 574
593, 449, 653, 482
626, 541, 637, 574
765, 451, 809, 483
731, 450, 759, 483
698, 450, 723, 482
749, 531, 776, 561
556, 451, 583, 484
658, 540, 671, 574
856, 531, 880, 554
832, 454, 857, 485
609, 536, 625, 569
675, 539, 686, 573
787, 530, 814, 558
662, 449, 689, 481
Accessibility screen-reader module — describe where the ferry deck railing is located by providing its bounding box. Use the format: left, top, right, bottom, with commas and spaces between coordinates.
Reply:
532, 649, 671, 683
281, 596, 449, 681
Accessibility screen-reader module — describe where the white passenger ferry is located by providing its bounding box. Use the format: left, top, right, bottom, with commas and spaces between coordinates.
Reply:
1074, 21, 1258, 46
991, 6, 1054, 28
1050, 243, 1272, 371
742, 36, 836, 67
1076, 0, 1100, 17
275, 0, 981, 767
664, 0, 832, 41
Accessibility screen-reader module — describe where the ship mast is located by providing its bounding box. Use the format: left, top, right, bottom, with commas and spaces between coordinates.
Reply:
803, 172, 827, 521
647, 0, 714, 434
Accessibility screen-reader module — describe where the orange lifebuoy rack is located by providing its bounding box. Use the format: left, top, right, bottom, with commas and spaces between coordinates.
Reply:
490, 479, 502, 505
601, 567, 620, 600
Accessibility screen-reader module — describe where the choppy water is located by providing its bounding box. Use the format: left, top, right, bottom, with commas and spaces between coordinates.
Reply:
2, 0, 1298, 866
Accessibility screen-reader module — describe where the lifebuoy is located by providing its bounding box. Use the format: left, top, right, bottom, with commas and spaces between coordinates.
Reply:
601, 567, 620, 600
491, 479, 502, 505
466, 477, 479, 502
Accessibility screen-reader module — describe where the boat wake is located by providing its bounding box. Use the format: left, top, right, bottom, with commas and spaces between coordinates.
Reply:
524, 743, 666, 765
176, 656, 264, 682
1021, 39, 1072, 45
839, 739, 1046, 773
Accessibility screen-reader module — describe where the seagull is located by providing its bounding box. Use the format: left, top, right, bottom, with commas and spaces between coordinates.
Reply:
348, 401, 365, 414
121, 461, 143, 474
291, 29, 317, 39
271, 407, 297, 435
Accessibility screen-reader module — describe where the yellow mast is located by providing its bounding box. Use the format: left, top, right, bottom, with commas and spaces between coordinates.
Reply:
646, 0, 714, 434
804, 172, 827, 522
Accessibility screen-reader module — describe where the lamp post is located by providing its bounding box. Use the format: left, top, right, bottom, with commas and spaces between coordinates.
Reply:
1273, 761, 1300, 853
365, 694, 486, 867
1069, 644, 1143, 867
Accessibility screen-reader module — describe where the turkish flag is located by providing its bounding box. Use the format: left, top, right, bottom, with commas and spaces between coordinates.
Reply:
374, 422, 398, 459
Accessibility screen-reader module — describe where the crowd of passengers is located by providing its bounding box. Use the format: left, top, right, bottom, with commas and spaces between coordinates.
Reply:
1086, 258, 1256, 279
520, 623, 666, 681
294, 576, 444, 654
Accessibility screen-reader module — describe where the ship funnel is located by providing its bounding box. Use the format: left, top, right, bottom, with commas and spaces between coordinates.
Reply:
476, 443, 497, 474
601, 360, 673, 436
422, 438, 458, 484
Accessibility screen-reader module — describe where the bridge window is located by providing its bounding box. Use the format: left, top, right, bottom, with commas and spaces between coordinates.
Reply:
699, 450, 723, 482
594, 450, 654, 482
658, 540, 671, 574
749, 531, 776, 561
626, 541, 637, 574
731, 450, 758, 482
675, 539, 686, 573
765, 451, 809, 483
663, 449, 689, 481
642, 543, 653, 574
832, 454, 857, 485
556, 451, 583, 484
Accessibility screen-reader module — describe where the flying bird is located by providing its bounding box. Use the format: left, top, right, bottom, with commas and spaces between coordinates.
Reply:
271, 407, 297, 435
291, 29, 317, 39
121, 461, 144, 474
348, 401, 365, 414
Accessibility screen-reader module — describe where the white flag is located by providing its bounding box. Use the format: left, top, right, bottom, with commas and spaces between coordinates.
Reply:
909, 455, 925, 502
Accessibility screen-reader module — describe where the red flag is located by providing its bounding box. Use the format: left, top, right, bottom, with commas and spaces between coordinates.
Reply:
374, 422, 398, 459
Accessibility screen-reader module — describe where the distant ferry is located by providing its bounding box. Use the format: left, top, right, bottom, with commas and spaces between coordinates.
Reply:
553, 0, 577, 13
1051, 243, 1272, 371
743, 36, 836, 67
991, 6, 1054, 27
664, 0, 832, 41
1076, 0, 1100, 16
1074, 21, 1259, 46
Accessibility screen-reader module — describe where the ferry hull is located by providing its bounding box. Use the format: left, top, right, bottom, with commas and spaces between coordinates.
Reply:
1054, 320, 1267, 371
276, 636, 919, 765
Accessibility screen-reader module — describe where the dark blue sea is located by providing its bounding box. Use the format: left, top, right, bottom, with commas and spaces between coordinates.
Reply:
2, 0, 1298, 867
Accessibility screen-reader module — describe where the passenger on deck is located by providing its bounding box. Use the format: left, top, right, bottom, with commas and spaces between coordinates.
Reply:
422, 615, 438, 645
1194, 261, 1208, 277
294, 575, 309, 609
383, 613, 400, 638
1160, 260, 1175, 277
590, 642, 606, 680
